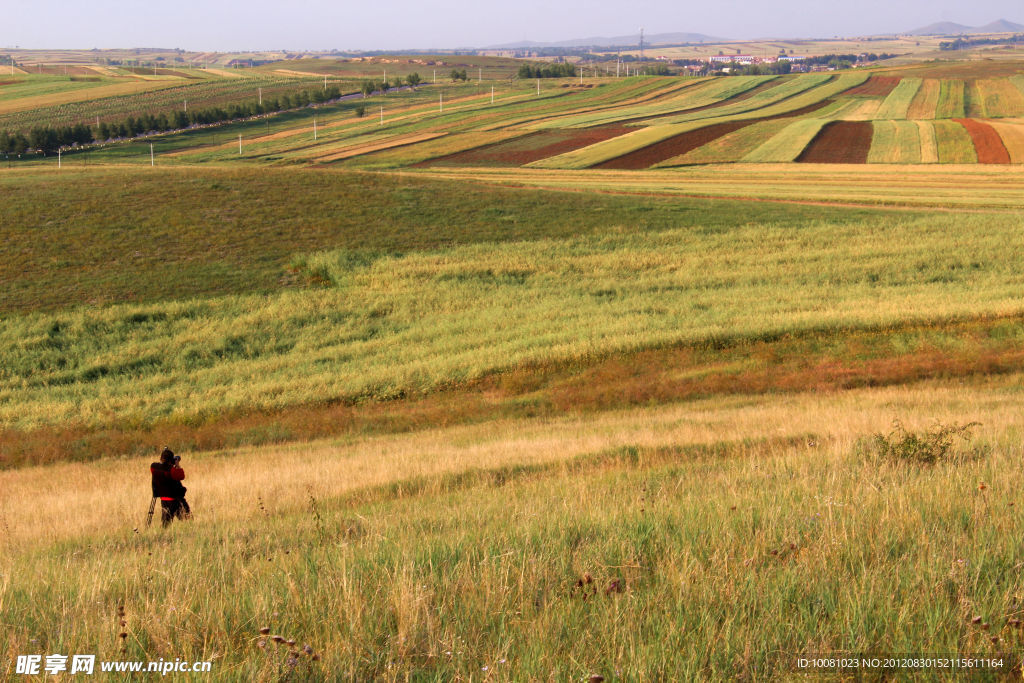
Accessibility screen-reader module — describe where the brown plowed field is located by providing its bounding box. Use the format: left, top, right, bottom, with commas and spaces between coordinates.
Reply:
955, 118, 1011, 164
796, 121, 873, 163
842, 76, 901, 97
593, 100, 833, 170
417, 125, 630, 167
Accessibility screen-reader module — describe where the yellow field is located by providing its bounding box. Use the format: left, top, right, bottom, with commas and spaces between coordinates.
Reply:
410, 164, 1024, 208
987, 118, 1024, 162
907, 78, 940, 119
0, 79, 180, 115
916, 120, 939, 162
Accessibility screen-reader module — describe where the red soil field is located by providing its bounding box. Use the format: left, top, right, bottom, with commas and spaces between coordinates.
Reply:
796, 121, 873, 164
842, 76, 901, 97
417, 125, 630, 167
954, 118, 1011, 164
593, 100, 833, 170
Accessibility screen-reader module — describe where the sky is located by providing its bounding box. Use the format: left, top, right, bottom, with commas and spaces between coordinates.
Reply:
4, 0, 1022, 51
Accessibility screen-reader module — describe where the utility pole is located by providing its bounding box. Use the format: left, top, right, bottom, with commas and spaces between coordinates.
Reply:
184, 99, 187, 112
313, 116, 317, 140
491, 85, 494, 104
57, 148, 61, 169
324, 74, 327, 90
379, 105, 383, 125
238, 134, 242, 154
259, 87, 262, 105
536, 78, 540, 95
150, 143, 154, 166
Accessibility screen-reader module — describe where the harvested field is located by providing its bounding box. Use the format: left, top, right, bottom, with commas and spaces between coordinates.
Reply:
874, 78, 922, 120
987, 119, 1024, 163
867, 120, 921, 163
656, 119, 791, 166
842, 76, 901, 97
907, 79, 940, 119
421, 126, 630, 167
842, 99, 882, 121
933, 119, 977, 163
916, 121, 939, 163
974, 79, 1024, 118
796, 121, 872, 163
955, 118, 1010, 164
314, 132, 447, 163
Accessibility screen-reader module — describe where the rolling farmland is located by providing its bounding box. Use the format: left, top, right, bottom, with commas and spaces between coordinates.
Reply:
7, 51, 1024, 679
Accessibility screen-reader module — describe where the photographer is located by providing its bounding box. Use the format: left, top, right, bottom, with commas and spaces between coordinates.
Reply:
150, 447, 191, 526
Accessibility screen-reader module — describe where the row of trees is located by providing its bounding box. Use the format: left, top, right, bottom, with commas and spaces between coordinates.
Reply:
940, 34, 1024, 50
1, 84, 360, 155
517, 63, 577, 79
358, 72, 422, 97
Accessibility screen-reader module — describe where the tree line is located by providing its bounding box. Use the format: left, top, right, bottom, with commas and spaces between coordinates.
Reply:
940, 34, 1024, 50
0, 85, 360, 155
517, 62, 577, 79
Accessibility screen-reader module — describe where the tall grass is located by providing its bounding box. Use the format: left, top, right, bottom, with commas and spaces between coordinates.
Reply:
3, 210, 1024, 433
3, 375, 1023, 678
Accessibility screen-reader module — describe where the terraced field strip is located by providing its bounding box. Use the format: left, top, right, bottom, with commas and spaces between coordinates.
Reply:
531, 76, 767, 129
841, 75, 901, 97
742, 118, 829, 162
476, 78, 686, 132
592, 120, 752, 169
935, 79, 966, 118
933, 119, 977, 163
0, 77, 175, 113
648, 73, 833, 125
987, 119, 1024, 162
907, 78, 940, 119
312, 132, 447, 162
840, 99, 882, 121
529, 75, 867, 170
410, 165, 1024, 209
655, 119, 792, 166
796, 121, 872, 163
867, 120, 921, 163
420, 126, 630, 167
955, 118, 1011, 163
916, 121, 939, 163
341, 131, 529, 169
1013, 76, 1024, 99
975, 78, 1024, 118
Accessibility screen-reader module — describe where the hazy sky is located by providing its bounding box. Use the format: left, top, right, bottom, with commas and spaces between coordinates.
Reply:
5, 0, 1022, 51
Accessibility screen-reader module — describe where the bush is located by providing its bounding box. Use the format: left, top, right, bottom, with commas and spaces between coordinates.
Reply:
354, 105, 366, 118
862, 420, 981, 465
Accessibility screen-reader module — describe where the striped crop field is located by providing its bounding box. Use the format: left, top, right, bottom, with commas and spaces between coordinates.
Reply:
873, 78, 921, 119
933, 119, 978, 163
935, 80, 966, 119
987, 119, 1024, 162
529, 76, 764, 129
742, 118, 829, 162
655, 119, 792, 166
917, 120, 939, 162
973, 78, 1024, 118
907, 78, 941, 119
647, 73, 832, 125
955, 118, 1010, 164
867, 120, 921, 163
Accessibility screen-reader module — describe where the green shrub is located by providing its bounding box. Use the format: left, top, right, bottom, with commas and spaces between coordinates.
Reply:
863, 419, 981, 465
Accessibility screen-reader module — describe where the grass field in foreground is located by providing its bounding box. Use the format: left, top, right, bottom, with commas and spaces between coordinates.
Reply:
4, 198, 1024, 437
3, 374, 1023, 679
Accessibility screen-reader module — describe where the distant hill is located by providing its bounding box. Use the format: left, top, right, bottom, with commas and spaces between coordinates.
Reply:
484, 32, 725, 50
906, 19, 1024, 35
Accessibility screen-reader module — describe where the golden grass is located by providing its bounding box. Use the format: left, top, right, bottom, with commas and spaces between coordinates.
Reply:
3, 371, 1021, 547
987, 119, 1024, 162
916, 120, 939, 162
907, 78, 940, 119
975, 79, 1024, 117
312, 132, 446, 162
412, 163, 1024, 208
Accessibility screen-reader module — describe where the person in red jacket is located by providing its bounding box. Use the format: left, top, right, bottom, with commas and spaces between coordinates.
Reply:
150, 447, 191, 526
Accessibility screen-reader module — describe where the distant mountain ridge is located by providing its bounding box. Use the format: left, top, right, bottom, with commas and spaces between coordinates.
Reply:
483, 32, 725, 50
906, 18, 1024, 35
